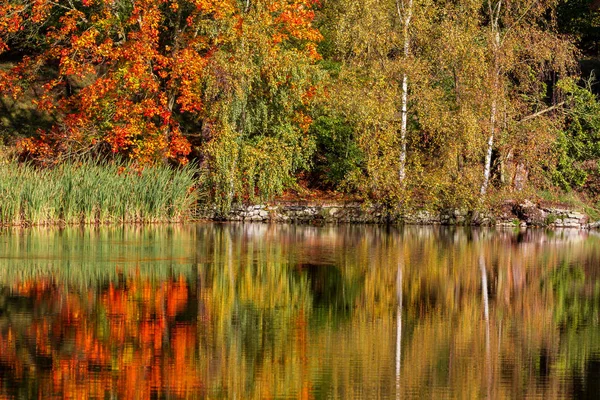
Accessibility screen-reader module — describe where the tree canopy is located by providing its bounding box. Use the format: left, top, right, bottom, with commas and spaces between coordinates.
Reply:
1, 0, 599, 209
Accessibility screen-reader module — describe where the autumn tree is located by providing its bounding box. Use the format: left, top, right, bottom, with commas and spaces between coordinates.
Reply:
479, 0, 576, 196
0, 0, 323, 207
317, 0, 427, 203
317, 0, 580, 207
1, 0, 220, 163
199, 0, 323, 209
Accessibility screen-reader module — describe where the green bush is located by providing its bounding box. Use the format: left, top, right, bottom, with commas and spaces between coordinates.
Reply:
553, 78, 600, 190
309, 114, 363, 189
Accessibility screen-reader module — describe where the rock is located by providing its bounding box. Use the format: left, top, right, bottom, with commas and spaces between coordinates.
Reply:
562, 218, 582, 228
496, 221, 516, 228
514, 201, 546, 226
522, 199, 535, 208
415, 211, 431, 219
259, 210, 269, 218
544, 207, 569, 214
589, 220, 600, 228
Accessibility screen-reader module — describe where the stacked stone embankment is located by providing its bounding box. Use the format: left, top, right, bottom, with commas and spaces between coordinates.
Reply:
199, 200, 593, 229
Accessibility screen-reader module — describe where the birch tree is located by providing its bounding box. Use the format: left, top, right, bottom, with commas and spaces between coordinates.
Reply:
319, 0, 425, 201
480, 0, 502, 196
396, 0, 414, 182
479, 0, 576, 197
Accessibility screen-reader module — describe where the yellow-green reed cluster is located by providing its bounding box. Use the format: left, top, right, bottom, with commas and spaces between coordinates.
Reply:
0, 159, 198, 226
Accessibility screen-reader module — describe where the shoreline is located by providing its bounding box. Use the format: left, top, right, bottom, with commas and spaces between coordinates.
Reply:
200, 200, 594, 230
1, 201, 597, 230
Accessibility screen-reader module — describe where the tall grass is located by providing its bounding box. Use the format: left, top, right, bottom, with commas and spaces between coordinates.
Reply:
0, 159, 198, 226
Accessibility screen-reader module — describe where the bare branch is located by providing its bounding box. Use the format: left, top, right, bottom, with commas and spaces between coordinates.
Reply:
396, 0, 403, 21
519, 101, 566, 123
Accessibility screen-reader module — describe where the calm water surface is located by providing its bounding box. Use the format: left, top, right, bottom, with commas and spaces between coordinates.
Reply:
0, 224, 599, 399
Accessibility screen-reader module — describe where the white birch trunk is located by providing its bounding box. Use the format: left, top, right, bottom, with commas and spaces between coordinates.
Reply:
481, 92, 497, 196
481, 3, 502, 197
397, 0, 413, 182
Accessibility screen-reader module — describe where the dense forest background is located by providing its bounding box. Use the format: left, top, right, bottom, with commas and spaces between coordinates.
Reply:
1, 0, 600, 211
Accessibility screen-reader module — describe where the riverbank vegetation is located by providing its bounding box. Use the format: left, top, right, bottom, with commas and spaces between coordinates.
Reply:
0, 159, 197, 225
1, 0, 600, 215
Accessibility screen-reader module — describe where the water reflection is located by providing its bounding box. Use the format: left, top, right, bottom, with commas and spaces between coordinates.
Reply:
0, 224, 599, 398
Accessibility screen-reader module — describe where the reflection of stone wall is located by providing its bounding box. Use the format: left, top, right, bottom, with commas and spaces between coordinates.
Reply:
199, 201, 591, 228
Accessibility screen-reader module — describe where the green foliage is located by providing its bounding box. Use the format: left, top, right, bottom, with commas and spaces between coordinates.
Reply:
545, 214, 558, 225
309, 114, 363, 188
204, 123, 314, 212
553, 77, 600, 190
0, 159, 198, 226
196, 3, 323, 210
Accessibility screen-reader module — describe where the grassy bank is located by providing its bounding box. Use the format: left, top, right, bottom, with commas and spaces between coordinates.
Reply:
0, 159, 198, 226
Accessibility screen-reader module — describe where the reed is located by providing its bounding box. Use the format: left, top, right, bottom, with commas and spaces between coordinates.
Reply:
0, 159, 198, 226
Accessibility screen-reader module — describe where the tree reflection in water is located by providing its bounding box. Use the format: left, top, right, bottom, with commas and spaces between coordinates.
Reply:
0, 225, 599, 398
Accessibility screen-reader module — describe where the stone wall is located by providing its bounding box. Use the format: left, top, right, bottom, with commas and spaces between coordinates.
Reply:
202, 203, 389, 224
199, 201, 592, 229
512, 200, 588, 228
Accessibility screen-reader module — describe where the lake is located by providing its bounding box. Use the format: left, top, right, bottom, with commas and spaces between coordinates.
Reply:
0, 224, 599, 399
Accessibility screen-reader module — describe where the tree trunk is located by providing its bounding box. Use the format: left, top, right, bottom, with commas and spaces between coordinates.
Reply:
481, 2, 502, 196
397, 0, 413, 182
481, 91, 497, 196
